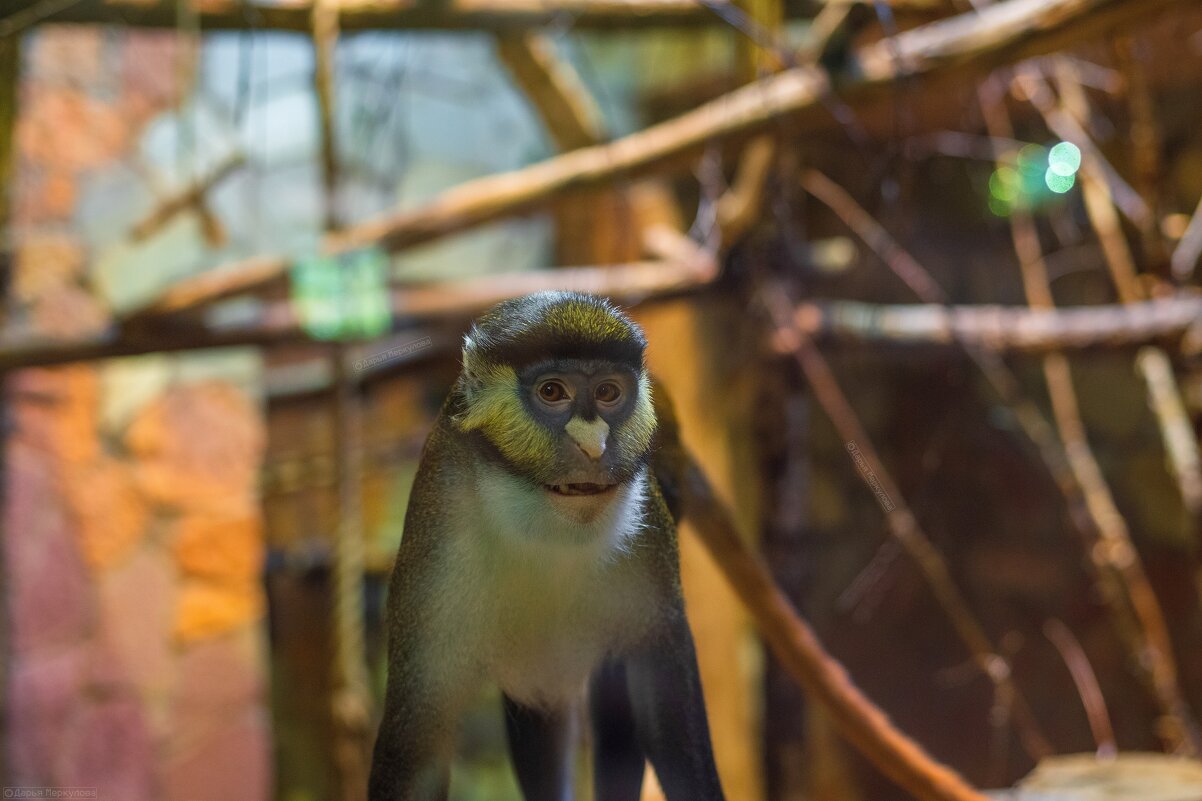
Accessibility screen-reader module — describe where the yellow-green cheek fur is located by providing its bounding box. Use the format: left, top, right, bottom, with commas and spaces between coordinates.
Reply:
457, 364, 557, 474
616, 373, 656, 456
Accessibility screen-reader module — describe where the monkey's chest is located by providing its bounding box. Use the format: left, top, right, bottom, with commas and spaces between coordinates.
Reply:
483, 560, 647, 709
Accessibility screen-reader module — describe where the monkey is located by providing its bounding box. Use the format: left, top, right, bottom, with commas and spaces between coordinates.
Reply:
369, 291, 726, 801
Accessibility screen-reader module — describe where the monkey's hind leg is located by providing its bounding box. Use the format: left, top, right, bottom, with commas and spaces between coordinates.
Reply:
625, 612, 725, 801
502, 693, 576, 801
589, 661, 646, 801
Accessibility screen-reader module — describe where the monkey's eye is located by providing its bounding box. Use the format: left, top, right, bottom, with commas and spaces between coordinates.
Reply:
537, 380, 569, 403
594, 381, 622, 405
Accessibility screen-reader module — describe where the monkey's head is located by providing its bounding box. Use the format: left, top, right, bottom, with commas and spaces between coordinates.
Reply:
455, 291, 656, 520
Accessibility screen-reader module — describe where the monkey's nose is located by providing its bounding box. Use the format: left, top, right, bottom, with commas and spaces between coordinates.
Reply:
566, 417, 609, 461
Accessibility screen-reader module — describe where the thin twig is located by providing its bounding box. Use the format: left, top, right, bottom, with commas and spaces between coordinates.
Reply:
1170, 193, 1202, 281
986, 74, 1202, 755
1044, 619, 1117, 760
762, 287, 1055, 761
129, 152, 246, 243
1055, 65, 1202, 524
798, 161, 1202, 757
1137, 349, 1202, 518
1112, 37, 1168, 272
652, 392, 993, 801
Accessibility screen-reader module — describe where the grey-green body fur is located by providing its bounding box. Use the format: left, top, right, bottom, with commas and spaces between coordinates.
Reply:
369, 292, 724, 801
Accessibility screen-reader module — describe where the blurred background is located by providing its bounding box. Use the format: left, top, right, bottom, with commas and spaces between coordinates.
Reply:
2, 0, 1202, 799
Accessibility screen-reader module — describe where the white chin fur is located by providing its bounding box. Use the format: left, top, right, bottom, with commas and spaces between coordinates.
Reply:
474, 464, 648, 554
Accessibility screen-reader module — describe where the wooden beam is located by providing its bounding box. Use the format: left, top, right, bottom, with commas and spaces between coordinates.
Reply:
2, 249, 716, 371
0, 0, 947, 35
127, 0, 1182, 320
495, 33, 605, 151
792, 295, 1202, 353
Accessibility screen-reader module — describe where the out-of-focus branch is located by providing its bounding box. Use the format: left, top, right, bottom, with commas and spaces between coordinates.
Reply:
801, 170, 948, 303
1171, 194, 1202, 281
1136, 349, 1202, 518
3, 249, 717, 372
496, 33, 606, 151
763, 287, 1053, 762
1055, 66, 1202, 523
984, 75, 1202, 755
792, 295, 1202, 352
1112, 38, 1168, 272
800, 158, 1202, 755
313, 0, 340, 231
128, 0, 1184, 320
1014, 68, 1152, 230
716, 135, 777, 244
652, 395, 993, 801
1, 0, 950, 36
129, 152, 245, 244
1044, 619, 1117, 760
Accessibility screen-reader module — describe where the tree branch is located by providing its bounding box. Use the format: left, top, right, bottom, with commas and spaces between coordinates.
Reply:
0, 0, 946, 36
793, 295, 1202, 352
127, 0, 1184, 320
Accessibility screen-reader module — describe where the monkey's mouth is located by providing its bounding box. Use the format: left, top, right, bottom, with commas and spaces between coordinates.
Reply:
544, 482, 616, 497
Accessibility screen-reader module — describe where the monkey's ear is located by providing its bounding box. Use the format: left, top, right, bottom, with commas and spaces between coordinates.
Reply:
648, 375, 686, 523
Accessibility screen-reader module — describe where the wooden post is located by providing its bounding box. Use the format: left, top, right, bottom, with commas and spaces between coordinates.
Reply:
0, 31, 18, 792
756, 357, 816, 800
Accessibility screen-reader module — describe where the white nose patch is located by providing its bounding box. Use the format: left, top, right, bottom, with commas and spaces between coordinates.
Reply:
565, 417, 609, 460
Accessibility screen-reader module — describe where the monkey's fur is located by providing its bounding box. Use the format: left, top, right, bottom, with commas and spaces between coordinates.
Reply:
369, 291, 725, 801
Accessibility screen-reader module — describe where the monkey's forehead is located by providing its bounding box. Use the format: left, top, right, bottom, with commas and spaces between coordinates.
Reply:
465, 292, 646, 369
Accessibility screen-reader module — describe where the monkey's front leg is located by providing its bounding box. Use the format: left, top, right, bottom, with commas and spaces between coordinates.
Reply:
369, 666, 457, 801
624, 611, 726, 801
502, 694, 576, 801
370, 595, 478, 801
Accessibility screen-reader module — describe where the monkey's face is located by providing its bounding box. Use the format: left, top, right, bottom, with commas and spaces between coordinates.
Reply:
520, 358, 649, 501
458, 357, 655, 500
456, 291, 658, 521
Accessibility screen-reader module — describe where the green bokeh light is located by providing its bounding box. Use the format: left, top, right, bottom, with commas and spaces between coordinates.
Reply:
989, 166, 1020, 202
1048, 141, 1082, 177
1044, 168, 1076, 194
291, 248, 391, 341
989, 197, 1013, 217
